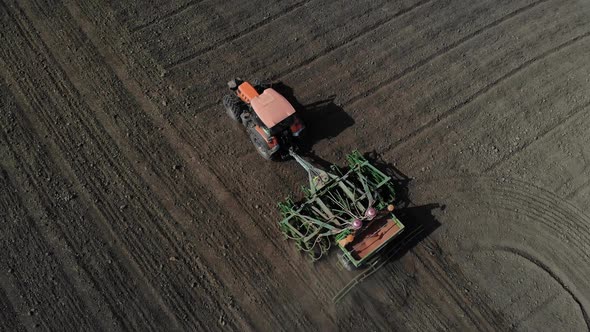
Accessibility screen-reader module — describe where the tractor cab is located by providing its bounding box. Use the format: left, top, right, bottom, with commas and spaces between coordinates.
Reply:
250, 88, 296, 128
250, 88, 303, 137
223, 79, 305, 159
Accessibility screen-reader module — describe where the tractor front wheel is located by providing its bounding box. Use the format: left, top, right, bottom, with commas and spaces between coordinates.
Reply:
222, 94, 243, 122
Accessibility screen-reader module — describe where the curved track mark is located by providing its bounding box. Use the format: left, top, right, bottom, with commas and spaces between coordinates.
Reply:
484, 100, 590, 172
418, 175, 590, 328
495, 246, 590, 328
491, 189, 590, 249
416, 174, 590, 232
500, 177, 590, 228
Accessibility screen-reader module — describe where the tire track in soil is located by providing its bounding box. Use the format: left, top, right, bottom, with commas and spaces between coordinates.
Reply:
129, 0, 206, 33
69, 0, 344, 304
178, 0, 434, 115
484, 100, 590, 173
0, 83, 129, 330
59, 0, 333, 328
0, 166, 98, 330
0, 40, 178, 332
510, 292, 561, 330
342, 0, 550, 107
0, 286, 25, 332
1, 1, 232, 329
481, 192, 590, 327
494, 246, 590, 328
164, 0, 313, 70
497, 284, 550, 319
437, 175, 590, 242
500, 177, 590, 231
271, 0, 434, 80
476, 178, 590, 268
566, 177, 590, 200
414, 240, 510, 331
375, 263, 446, 330
493, 185, 590, 246
470, 244, 583, 329
108, 0, 195, 31
389, 263, 445, 329
491, 191, 590, 265
380, 29, 590, 159
183, 0, 541, 119
361, 242, 504, 330
416, 175, 590, 257
561, 148, 590, 201
498, 287, 561, 326
415, 176, 590, 328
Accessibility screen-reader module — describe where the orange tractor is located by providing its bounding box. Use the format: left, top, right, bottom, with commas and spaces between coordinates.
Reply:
223, 79, 305, 159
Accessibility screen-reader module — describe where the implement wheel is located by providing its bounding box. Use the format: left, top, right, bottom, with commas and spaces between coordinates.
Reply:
337, 251, 356, 272
222, 94, 243, 122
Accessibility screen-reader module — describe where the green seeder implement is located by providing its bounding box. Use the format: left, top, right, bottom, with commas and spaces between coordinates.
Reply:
278, 150, 406, 271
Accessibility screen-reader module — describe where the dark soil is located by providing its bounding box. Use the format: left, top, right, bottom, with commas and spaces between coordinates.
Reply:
1, 0, 589, 330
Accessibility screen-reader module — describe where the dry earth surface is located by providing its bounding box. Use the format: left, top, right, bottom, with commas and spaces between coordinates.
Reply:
1, 0, 589, 330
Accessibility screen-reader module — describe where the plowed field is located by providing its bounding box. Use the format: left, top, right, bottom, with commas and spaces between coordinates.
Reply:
1, 0, 589, 330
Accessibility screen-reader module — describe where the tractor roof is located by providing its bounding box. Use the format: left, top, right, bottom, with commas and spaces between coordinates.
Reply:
250, 89, 296, 128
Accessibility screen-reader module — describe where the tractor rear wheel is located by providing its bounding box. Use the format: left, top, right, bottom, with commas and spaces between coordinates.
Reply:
247, 126, 273, 160
222, 94, 243, 122
337, 251, 356, 271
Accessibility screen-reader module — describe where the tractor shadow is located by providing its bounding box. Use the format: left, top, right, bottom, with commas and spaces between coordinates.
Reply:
363, 150, 443, 251
271, 81, 354, 151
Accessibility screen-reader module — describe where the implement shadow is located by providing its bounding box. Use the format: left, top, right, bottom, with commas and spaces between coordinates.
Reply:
364, 150, 443, 249
333, 151, 444, 303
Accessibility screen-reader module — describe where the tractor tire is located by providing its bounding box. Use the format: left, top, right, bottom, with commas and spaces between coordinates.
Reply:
247, 126, 274, 160
337, 251, 356, 272
222, 94, 243, 122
